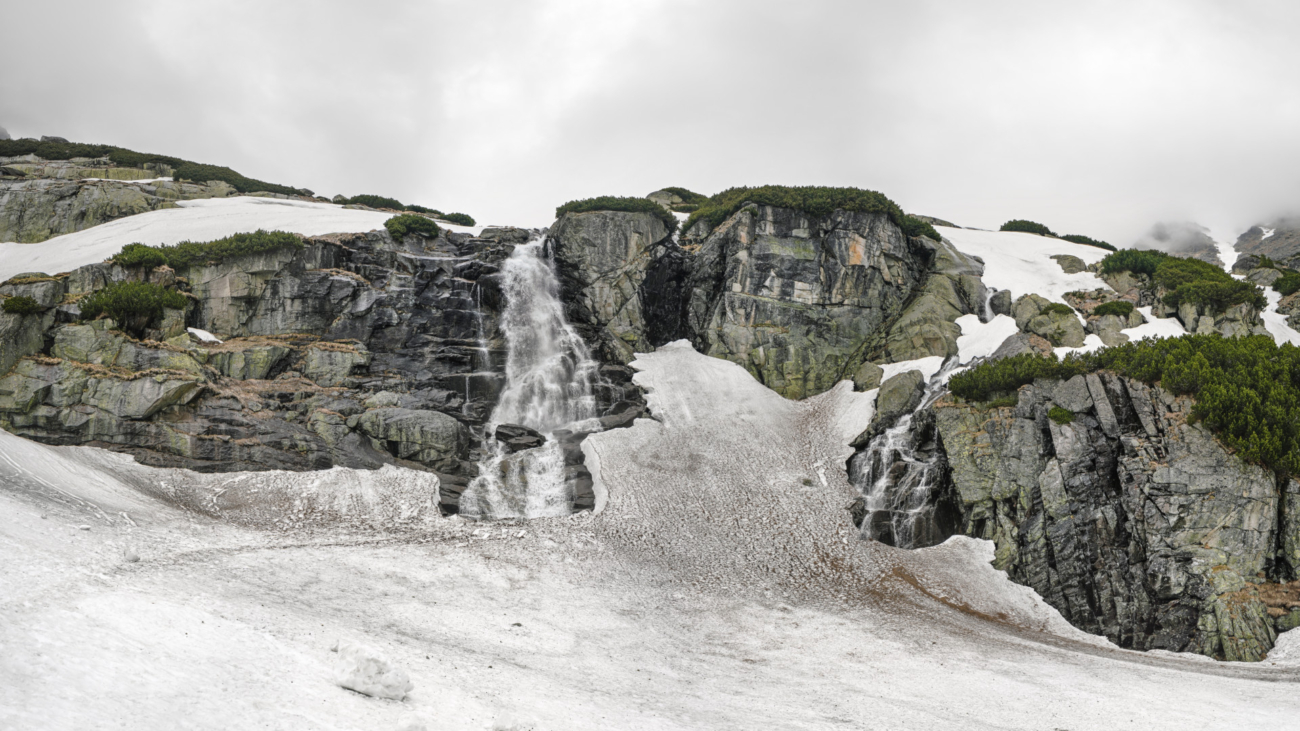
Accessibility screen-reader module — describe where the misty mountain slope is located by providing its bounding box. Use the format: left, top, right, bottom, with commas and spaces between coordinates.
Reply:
3, 343, 1298, 730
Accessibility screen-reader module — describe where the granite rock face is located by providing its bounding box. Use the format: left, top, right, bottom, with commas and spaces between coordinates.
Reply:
1012, 294, 1086, 347
928, 373, 1293, 661
548, 205, 949, 399
0, 228, 640, 513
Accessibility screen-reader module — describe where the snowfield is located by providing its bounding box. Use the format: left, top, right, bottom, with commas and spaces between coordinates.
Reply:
2, 341, 1298, 730
939, 226, 1110, 304
0, 196, 482, 282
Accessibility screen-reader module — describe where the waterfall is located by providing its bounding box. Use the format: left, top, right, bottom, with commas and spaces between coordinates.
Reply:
459, 239, 599, 519
849, 359, 961, 548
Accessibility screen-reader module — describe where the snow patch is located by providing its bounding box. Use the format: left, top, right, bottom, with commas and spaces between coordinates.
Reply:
186, 327, 222, 343
879, 355, 946, 384
955, 314, 1019, 363
331, 639, 414, 700
1121, 306, 1188, 342
938, 226, 1110, 304
1261, 288, 1300, 346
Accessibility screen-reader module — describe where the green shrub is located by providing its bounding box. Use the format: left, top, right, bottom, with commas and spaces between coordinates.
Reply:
1060, 234, 1116, 252
1152, 256, 1230, 291
385, 214, 441, 240
681, 185, 938, 241
1274, 272, 1300, 296
172, 162, 299, 196
113, 243, 168, 269
440, 212, 476, 227
557, 196, 678, 234
660, 187, 708, 205
1100, 248, 1168, 275
948, 352, 1089, 403
346, 194, 406, 210
1092, 301, 1135, 318
1000, 219, 1055, 236
1041, 302, 1076, 317
1163, 280, 1265, 311
1048, 406, 1074, 424
79, 281, 188, 337
405, 204, 443, 216
953, 335, 1300, 477
1, 295, 43, 315
1257, 255, 1278, 270
111, 231, 302, 271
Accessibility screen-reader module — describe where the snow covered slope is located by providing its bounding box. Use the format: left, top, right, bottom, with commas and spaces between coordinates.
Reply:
0, 196, 482, 282
6, 340, 1296, 730
939, 226, 1110, 304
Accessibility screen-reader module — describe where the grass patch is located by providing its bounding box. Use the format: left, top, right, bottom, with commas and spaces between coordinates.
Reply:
80, 281, 188, 338
951, 335, 1300, 477
2, 296, 43, 315
385, 214, 441, 240
557, 196, 678, 234
1048, 406, 1074, 424
681, 185, 938, 241
1092, 301, 1135, 318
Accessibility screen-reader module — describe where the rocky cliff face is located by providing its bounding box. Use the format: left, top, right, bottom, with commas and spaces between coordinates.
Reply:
1235, 220, 1300, 260
926, 373, 1299, 660
0, 227, 640, 513
548, 204, 966, 399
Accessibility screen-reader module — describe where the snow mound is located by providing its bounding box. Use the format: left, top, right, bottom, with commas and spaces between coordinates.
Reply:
939, 226, 1109, 304
0, 196, 482, 282
186, 327, 222, 343
955, 314, 1019, 363
332, 639, 413, 700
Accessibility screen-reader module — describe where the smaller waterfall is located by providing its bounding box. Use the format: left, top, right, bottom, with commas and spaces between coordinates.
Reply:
849, 359, 962, 548
460, 239, 600, 519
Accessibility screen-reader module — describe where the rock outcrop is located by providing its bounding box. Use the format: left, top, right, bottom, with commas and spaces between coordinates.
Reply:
0, 176, 236, 242
926, 373, 1297, 661
1235, 220, 1300, 261
0, 227, 640, 513
1012, 294, 1086, 347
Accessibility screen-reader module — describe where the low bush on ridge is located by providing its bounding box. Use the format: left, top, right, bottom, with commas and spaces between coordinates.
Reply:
680, 185, 939, 241
949, 334, 1300, 477
79, 281, 188, 338
1092, 301, 1135, 318
1000, 219, 1055, 236
385, 214, 441, 240
1060, 234, 1116, 251
556, 196, 678, 233
111, 231, 302, 270
1099, 248, 1264, 312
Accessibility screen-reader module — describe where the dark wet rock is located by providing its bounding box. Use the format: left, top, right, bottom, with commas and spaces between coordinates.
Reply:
495, 423, 544, 453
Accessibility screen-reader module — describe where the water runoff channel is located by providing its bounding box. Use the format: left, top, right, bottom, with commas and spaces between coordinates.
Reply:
458, 238, 602, 520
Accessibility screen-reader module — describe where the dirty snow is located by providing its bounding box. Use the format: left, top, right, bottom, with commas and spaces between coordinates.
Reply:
955, 313, 1020, 363
0, 196, 482, 282
2, 341, 1298, 729
938, 226, 1110, 304
186, 327, 222, 343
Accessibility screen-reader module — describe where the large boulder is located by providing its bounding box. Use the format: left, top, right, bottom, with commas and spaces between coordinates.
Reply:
853, 369, 925, 446
875, 236, 987, 362
354, 407, 466, 471
1012, 294, 1086, 347
0, 178, 235, 243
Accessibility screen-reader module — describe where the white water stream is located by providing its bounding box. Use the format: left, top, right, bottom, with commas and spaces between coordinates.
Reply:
459, 239, 600, 519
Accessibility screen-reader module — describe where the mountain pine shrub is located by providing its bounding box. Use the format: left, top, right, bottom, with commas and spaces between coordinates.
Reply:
441, 212, 476, 226
1048, 406, 1074, 424
1, 296, 43, 315
1060, 234, 1117, 251
111, 231, 302, 270
1000, 219, 1055, 236
79, 281, 188, 337
556, 196, 678, 234
1092, 301, 1135, 318
681, 186, 938, 241
385, 214, 441, 240
1274, 272, 1300, 296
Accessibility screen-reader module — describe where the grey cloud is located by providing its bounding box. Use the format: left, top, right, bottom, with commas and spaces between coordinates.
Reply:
2, 0, 1298, 239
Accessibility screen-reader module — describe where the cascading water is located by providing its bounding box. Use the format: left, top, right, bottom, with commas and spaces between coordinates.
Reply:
459, 238, 600, 519
849, 359, 962, 548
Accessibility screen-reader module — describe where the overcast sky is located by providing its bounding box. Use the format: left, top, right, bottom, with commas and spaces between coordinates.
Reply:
2, 0, 1298, 243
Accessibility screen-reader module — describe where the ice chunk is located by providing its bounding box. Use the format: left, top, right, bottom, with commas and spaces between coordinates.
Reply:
331, 639, 413, 700
187, 327, 222, 343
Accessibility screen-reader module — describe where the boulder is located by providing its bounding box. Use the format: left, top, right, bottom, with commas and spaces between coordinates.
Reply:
988, 289, 1012, 317
989, 332, 1053, 361
852, 361, 884, 391
1050, 254, 1086, 274
1246, 268, 1283, 287
355, 407, 466, 470
208, 344, 291, 380
1012, 293, 1086, 347
495, 423, 545, 453
478, 227, 532, 244
331, 640, 412, 700
876, 236, 987, 362
853, 370, 925, 446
